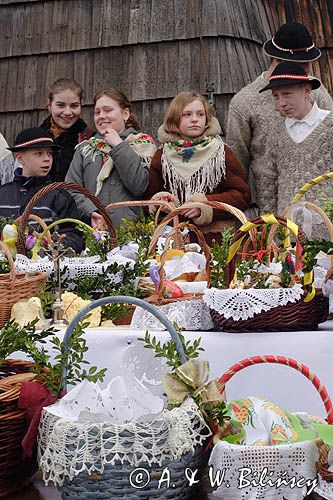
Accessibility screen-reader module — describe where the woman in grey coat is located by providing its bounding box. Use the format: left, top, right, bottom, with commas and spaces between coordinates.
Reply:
65, 89, 156, 229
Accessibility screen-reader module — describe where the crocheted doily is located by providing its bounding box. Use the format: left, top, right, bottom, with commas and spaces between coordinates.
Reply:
15, 252, 134, 284
131, 298, 214, 331
38, 398, 211, 486
204, 284, 304, 321
209, 432, 319, 499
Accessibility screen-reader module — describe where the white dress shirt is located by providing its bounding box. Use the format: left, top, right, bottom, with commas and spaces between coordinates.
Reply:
285, 103, 331, 143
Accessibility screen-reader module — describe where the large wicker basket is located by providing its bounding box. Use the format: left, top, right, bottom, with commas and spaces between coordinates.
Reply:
208, 215, 329, 332
0, 240, 46, 327
211, 355, 333, 498
0, 359, 37, 497
38, 296, 209, 499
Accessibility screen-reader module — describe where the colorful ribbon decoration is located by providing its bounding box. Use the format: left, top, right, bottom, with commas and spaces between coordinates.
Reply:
226, 214, 315, 301
293, 171, 333, 202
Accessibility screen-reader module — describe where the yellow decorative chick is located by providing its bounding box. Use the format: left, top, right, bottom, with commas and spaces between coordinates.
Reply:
61, 292, 101, 327
11, 296, 47, 328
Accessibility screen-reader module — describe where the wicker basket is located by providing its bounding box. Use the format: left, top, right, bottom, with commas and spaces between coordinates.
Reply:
0, 359, 37, 497
208, 215, 329, 332
144, 200, 252, 305
212, 355, 333, 496
16, 182, 118, 254
39, 296, 209, 499
147, 221, 211, 306
0, 240, 46, 327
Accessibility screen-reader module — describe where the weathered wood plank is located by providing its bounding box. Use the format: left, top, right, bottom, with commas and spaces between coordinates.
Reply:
0, 0, 274, 59
0, 38, 267, 112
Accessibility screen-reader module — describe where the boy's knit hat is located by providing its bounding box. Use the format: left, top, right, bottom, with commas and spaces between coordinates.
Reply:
8, 127, 62, 152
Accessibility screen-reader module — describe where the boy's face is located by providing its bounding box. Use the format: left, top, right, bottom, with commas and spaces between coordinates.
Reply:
16, 147, 53, 177
272, 83, 312, 120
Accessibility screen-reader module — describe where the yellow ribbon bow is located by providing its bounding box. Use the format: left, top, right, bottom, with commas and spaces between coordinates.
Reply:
163, 358, 224, 408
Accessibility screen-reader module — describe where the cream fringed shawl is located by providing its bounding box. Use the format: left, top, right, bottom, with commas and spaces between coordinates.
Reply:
78, 133, 156, 196
158, 118, 226, 204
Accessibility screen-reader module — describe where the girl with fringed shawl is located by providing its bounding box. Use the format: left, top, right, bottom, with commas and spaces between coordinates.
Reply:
66, 89, 156, 230
146, 92, 251, 244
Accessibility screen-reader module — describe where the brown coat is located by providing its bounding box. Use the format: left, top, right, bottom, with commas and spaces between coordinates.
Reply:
146, 142, 251, 243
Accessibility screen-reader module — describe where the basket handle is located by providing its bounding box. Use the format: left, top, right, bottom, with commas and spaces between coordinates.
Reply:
30, 218, 99, 260
149, 200, 256, 249
217, 355, 333, 424
105, 199, 182, 239
0, 240, 17, 281
15, 214, 52, 246
293, 172, 333, 202
17, 182, 117, 254
60, 296, 186, 390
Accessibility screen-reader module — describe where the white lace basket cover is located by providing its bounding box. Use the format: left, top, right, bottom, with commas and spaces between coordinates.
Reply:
209, 413, 320, 500
204, 284, 304, 321
38, 399, 210, 486
15, 251, 134, 286
131, 298, 214, 331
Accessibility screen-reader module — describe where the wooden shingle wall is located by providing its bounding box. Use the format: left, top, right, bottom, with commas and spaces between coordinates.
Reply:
0, 0, 332, 144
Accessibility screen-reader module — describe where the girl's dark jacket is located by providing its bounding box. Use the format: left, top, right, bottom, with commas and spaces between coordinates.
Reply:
40, 116, 93, 181
0, 170, 84, 253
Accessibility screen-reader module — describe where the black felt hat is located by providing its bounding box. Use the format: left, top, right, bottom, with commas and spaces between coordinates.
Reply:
263, 22, 321, 62
259, 61, 321, 93
8, 127, 62, 152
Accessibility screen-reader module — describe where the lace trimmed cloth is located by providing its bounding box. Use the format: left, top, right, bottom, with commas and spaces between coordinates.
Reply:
14, 252, 134, 285
203, 284, 304, 321
38, 398, 211, 486
209, 435, 319, 499
131, 298, 214, 331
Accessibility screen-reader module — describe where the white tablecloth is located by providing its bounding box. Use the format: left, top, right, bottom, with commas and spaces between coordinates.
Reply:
13, 320, 333, 418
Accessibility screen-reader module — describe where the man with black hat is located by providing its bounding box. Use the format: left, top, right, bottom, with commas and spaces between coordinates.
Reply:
0, 127, 84, 253
226, 22, 333, 215
260, 61, 333, 238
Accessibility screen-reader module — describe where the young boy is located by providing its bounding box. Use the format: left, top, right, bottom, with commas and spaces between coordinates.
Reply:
0, 127, 84, 252
260, 61, 333, 238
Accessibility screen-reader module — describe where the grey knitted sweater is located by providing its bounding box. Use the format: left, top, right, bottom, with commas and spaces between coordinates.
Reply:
227, 74, 333, 213
263, 112, 333, 240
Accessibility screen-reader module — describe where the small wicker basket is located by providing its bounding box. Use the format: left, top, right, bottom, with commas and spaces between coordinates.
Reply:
213, 355, 333, 495
0, 240, 46, 327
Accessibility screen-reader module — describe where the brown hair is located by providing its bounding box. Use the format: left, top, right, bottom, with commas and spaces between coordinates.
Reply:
93, 89, 141, 132
164, 91, 214, 134
48, 78, 84, 103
